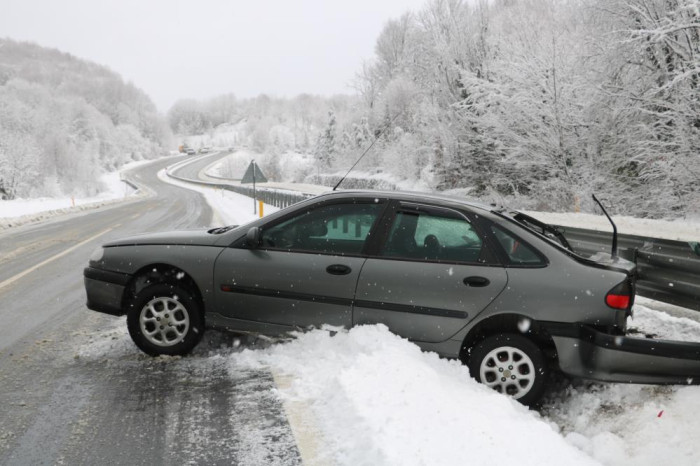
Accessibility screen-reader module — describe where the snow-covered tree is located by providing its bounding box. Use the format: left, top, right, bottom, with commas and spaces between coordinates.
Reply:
0, 39, 171, 199
314, 110, 338, 169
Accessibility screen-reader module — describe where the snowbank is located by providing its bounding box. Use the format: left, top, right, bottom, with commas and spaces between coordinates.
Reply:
0, 163, 151, 230
0, 171, 132, 220
76, 280, 700, 466
543, 302, 700, 466
229, 303, 700, 466
234, 325, 596, 466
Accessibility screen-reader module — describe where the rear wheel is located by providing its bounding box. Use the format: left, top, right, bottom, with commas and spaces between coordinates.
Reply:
468, 333, 548, 406
127, 283, 204, 356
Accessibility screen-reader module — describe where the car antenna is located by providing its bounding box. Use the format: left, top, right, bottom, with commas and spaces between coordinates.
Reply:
333, 111, 403, 191
592, 194, 618, 259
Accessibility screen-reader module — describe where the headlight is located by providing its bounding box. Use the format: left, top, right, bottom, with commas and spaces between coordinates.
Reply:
89, 247, 105, 262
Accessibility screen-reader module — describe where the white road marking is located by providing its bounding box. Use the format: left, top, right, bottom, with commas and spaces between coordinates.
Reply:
0, 227, 115, 292
270, 369, 330, 466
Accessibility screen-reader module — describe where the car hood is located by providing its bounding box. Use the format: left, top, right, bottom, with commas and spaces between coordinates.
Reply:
103, 230, 221, 248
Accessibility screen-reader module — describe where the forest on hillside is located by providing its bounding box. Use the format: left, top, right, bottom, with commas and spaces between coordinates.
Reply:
0, 39, 171, 200
172, 0, 699, 218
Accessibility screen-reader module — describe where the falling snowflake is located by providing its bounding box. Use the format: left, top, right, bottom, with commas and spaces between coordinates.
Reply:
517, 317, 531, 333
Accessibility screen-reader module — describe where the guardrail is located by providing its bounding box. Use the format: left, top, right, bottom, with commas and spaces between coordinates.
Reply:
167, 170, 311, 209
555, 225, 700, 312
119, 174, 140, 192
219, 183, 311, 209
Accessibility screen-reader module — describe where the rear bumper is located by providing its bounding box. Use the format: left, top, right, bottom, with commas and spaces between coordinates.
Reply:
548, 323, 700, 384
83, 267, 131, 316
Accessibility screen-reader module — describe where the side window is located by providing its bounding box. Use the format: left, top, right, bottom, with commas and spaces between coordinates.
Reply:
490, 225, 545, 266
380, 210, 487, 263
261, 202, 383, 255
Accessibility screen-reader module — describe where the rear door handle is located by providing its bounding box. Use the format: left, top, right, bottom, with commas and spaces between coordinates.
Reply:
463, 276, 490, 287
326, 264, 352, 275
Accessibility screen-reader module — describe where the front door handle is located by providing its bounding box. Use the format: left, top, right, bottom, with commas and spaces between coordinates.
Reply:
463, 276, 490, 287
326, 264, 352, 276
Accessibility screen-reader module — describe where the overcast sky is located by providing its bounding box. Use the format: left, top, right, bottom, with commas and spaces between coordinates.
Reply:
1, 0, 427, 112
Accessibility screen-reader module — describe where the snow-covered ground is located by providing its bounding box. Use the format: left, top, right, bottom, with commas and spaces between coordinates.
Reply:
87, 168, 700, 466
79, 299, 700, 466
7, 154, 700, 465
0, 159, 155, 230
238, 310, 700, 466
205, 148, 260, 180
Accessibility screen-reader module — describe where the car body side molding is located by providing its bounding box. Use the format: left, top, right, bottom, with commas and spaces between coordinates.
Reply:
220, 284, 468, 319
353, 299, 468, 319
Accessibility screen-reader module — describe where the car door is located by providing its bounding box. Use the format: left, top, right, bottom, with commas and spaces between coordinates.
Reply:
354, 202, 508, 343
213, 199, 386, 331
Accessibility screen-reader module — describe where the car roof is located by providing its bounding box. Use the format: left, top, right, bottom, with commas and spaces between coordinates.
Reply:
314, 189, 499, 213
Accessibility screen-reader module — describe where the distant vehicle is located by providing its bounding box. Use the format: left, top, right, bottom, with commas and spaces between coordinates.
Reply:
199, 147, 211, 154
84, 190, 700, 406
186, 148, 196, 156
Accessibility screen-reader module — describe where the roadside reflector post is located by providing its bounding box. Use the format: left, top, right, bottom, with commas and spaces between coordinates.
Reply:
259, 201, 264, 218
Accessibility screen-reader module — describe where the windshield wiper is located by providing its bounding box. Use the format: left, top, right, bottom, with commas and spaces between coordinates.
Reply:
511, 212, 574, 252
208, 225, 237, 235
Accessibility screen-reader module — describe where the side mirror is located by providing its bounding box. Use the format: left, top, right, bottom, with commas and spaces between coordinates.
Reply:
245, 227, 262, 249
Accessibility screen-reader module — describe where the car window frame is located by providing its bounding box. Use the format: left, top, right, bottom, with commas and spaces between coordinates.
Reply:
476, 218, 550, 268
232, 197, 390, 257
369, 200, 502, 267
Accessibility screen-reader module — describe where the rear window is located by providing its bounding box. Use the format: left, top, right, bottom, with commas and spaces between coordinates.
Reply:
490, 225, 546, 266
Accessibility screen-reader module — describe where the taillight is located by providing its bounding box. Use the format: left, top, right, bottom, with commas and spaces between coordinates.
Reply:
606, 280, 632, 310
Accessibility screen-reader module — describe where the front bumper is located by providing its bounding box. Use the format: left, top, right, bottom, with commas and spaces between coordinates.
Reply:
83, 267, 131, 316
548, 323, 700, 384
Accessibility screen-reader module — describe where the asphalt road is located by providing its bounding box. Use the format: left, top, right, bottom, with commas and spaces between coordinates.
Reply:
0, 157, 300, 465
170, 151, 232, 183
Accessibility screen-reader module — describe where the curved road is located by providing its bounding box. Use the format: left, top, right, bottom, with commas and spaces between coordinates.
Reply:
0, 157, 300, 465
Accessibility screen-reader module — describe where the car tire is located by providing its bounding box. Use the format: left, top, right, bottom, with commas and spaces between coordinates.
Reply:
126, 283, 204, 356
468, 333, 548, 407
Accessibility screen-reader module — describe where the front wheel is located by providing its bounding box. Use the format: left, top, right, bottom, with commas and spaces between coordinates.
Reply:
468, 333, 548, 406
127, 283, 204, 356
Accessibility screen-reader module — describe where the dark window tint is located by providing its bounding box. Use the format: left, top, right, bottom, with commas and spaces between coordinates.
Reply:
261, 202, 383, 255
380, 210, 486, 263
491, 225, 545, 265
